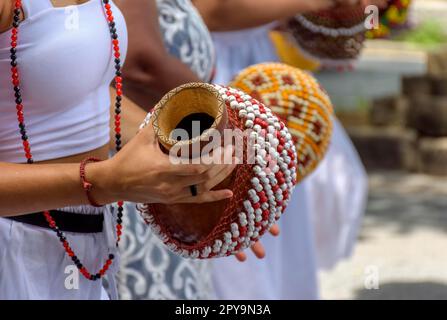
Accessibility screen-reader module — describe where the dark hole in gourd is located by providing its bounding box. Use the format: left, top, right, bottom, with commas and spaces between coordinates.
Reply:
174, 113, 215, 140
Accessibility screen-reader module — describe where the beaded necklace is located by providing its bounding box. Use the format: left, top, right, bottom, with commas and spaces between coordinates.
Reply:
9, 0, 124, 281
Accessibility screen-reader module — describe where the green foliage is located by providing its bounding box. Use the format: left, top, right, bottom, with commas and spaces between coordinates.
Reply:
395, 21, 447, 48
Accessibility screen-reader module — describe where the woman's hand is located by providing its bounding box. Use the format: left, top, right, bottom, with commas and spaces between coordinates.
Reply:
91, 123, 237, 205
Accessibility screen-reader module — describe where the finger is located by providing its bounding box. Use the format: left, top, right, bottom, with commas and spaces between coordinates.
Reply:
175, 148, 239, 189
269, 224, 280, 237
235, 251, 247, 262
175, 189, 233, 204
199, 162, 238, 192
250, 241, 266, 259
174, 159, 237, 189
170, 144, 235, 176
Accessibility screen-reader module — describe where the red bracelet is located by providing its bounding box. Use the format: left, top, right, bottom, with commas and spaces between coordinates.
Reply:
80, 157, 103, 208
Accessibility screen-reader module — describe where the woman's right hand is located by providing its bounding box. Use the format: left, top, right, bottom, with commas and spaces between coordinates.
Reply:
91, 122, 237, 205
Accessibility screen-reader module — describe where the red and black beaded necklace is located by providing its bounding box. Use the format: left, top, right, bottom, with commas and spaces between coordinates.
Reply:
9, 0, 124, 281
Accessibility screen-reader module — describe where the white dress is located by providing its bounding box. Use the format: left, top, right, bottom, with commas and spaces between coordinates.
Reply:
0, 206, 119, 300
211, 25, 368, 299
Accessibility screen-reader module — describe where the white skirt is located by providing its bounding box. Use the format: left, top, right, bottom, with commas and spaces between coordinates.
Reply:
0, 206, 118, 300
210, 26, 368, 299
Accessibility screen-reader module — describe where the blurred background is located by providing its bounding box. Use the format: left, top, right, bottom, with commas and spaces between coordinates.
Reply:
317, 0, 447, 299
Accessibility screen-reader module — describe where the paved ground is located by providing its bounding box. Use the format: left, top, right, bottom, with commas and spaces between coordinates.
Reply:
319, 172, 447, 300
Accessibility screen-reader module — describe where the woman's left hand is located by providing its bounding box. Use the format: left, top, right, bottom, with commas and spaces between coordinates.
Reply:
235, 224, 280, 262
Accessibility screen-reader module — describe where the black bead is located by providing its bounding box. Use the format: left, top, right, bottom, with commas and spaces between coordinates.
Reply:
112, 33, 118, 40
109, 254, 115, 260
10, 48, 16, 54
115, 133, 121, 139
15, 97, 22, 104
14, 86, 20, 92
12, 21, 19, 28
18, 123, 25, 130
27, 159, 34, 164
14, 9, 21, 15
116, 96, 122, 102
10, 54, 17, 61
21, 135, 28, 141
115, 71, 121, 76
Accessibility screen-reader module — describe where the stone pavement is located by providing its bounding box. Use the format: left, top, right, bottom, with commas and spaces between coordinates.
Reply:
319, 172, 447, 300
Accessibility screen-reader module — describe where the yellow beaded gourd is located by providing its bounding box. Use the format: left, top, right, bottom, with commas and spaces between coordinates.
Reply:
230, 63, 334, 182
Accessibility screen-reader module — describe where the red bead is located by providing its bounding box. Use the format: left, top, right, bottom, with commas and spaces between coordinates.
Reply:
116, 89, 122, 96
262, 210, 269, 220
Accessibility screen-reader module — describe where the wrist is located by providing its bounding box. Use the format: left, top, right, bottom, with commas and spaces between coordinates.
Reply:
86, 159, 121, 205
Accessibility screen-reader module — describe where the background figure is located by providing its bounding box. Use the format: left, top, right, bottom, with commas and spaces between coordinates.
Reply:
117, 0, 215, 299
208, 24, 367, 299
157, 0, 215, 82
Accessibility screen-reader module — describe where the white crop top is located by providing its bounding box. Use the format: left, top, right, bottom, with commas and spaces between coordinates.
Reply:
0, 0, 128, 163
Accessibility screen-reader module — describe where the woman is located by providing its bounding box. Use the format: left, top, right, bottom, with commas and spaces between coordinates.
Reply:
194, 0, 377, 299
0, 0, 235, 299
